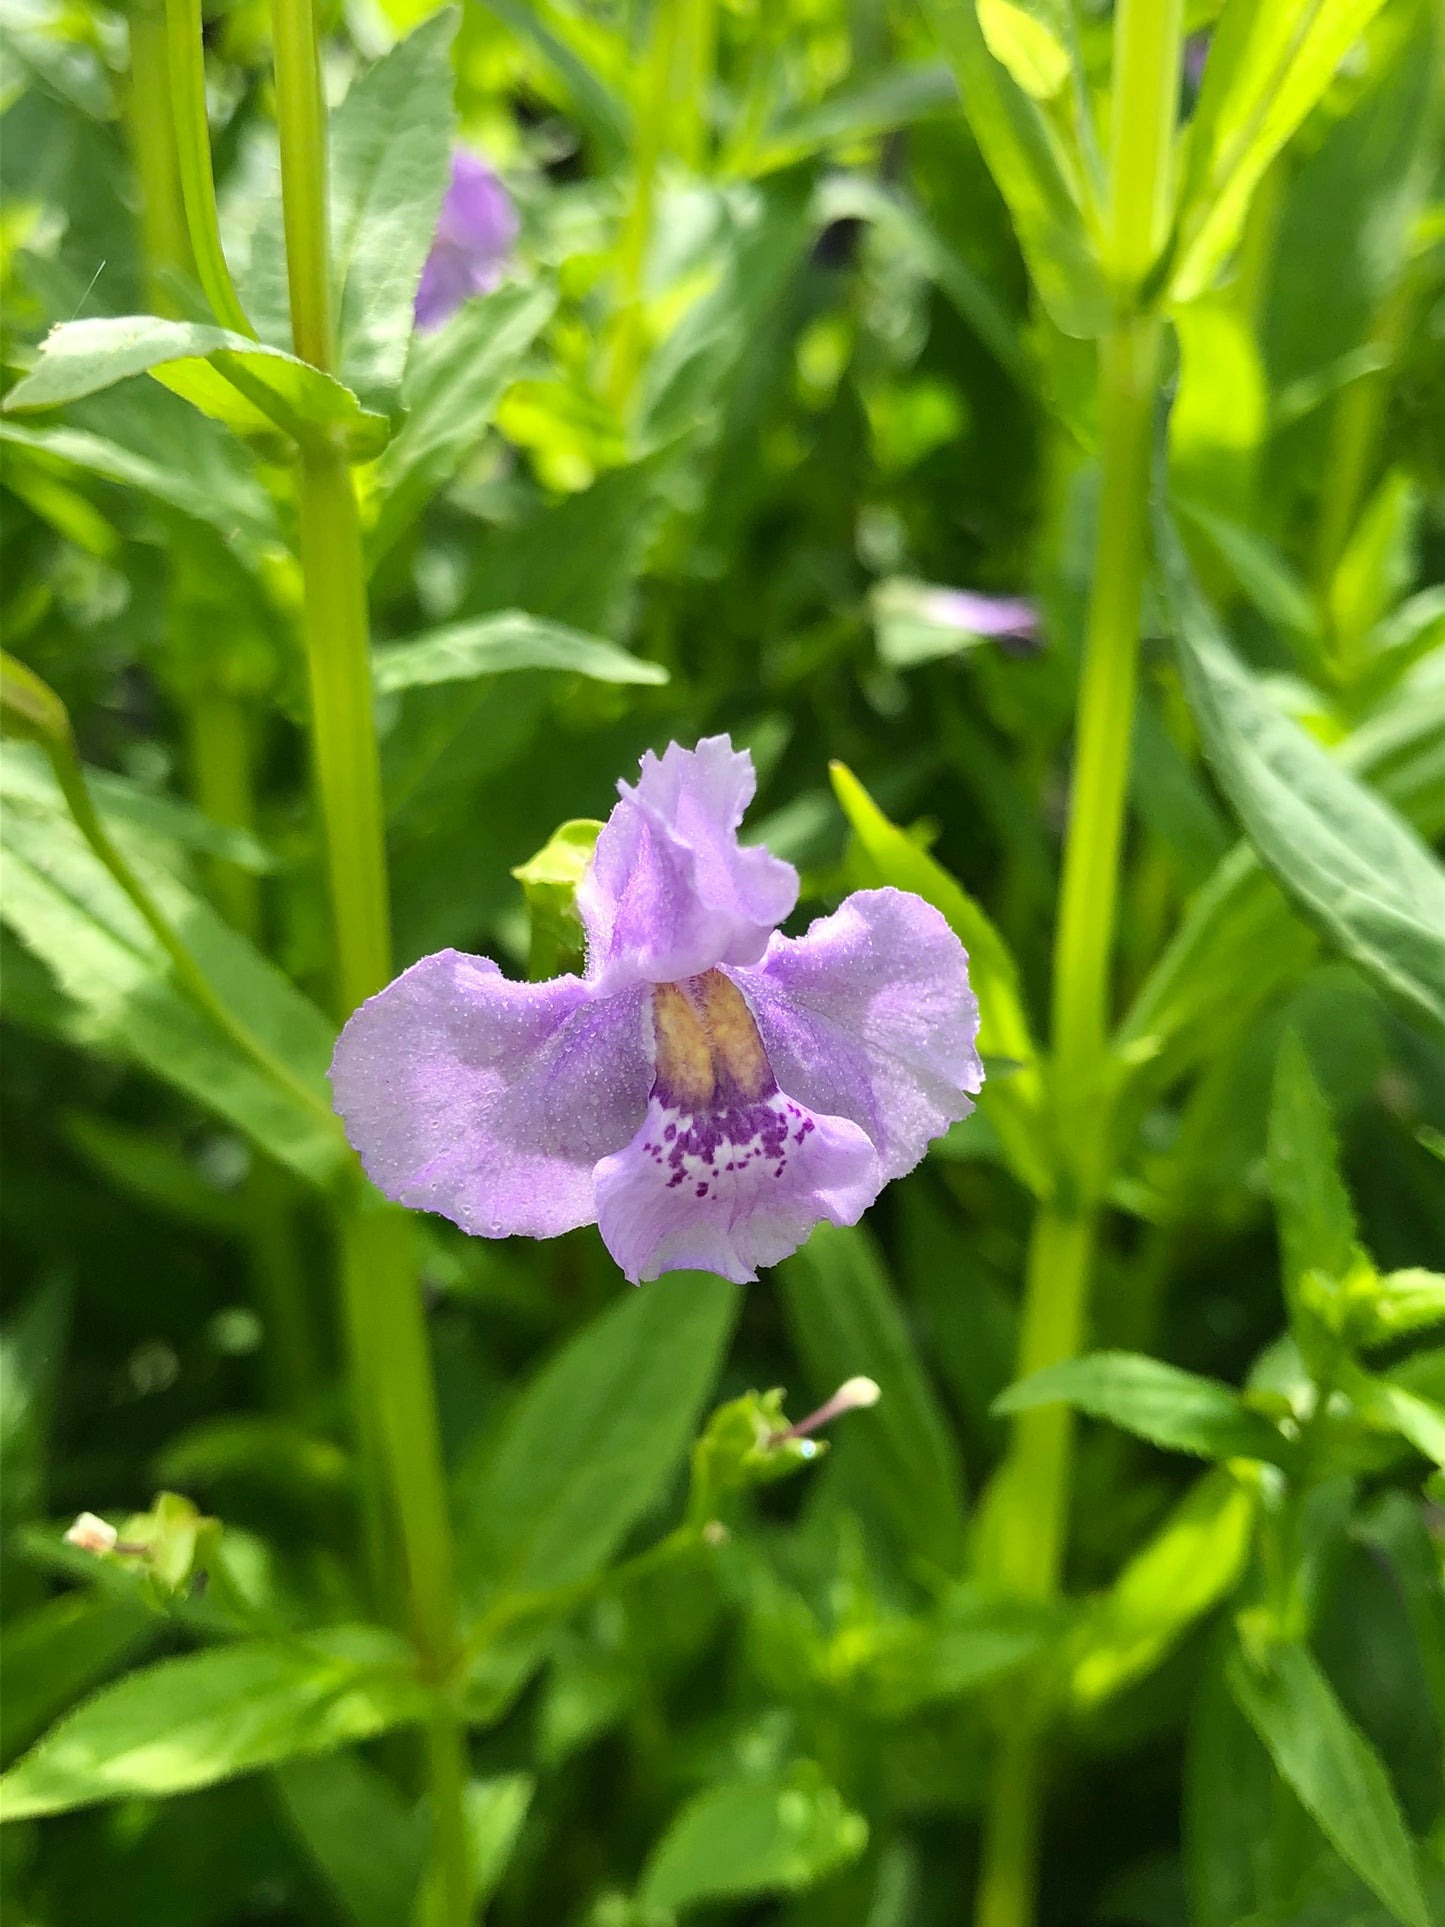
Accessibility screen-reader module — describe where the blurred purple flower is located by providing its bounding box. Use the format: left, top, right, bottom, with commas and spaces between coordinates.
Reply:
920, 587, 1038, 641
331, 738, 982, 1285
413, 151, 518, 333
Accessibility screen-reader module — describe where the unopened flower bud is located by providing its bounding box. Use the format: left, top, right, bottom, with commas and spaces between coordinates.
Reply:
64, 1512, 118, 1555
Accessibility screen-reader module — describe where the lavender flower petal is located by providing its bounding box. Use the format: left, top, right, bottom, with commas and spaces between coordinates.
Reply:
330, 949, 650, 1237
579, 736, 799, 994
594, 1086, 880, 1285
730, 887, 982, 1182
920, 588, 1038, 639
414, 151, 518, 333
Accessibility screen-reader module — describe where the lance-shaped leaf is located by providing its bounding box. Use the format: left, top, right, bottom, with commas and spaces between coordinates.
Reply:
329, 11, 458, 406
1161, 512, 1445, 1043
1172, 0, 1393, 302
994, 1352, 1284, 1463
829, 761, 1047, 1198
1226, 1637, 1430, 1927
923, 0, 1107, 337
1267, 1030, 1359, 1303
3, 317, 389, 458
0, 1630, 429, 1821
372, 611, 667, 697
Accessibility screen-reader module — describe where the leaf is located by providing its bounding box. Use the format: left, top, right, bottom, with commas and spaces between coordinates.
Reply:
828, 760, 1048, 1198
993, 1352, 1284, 1462
1162, 512, 1445, 1042
0, 383, 280, 566
274, 1750, 424, 1927
745, 64, 958, 175
0, 1629, 429, 1820
372, 611, 667, 697
457, 1271, 740, 1608
1226, 1638, 1431, 1927
330, 11, 458, 405
0, 746, 344, 1188
923, 0, 1108, 337
1172, 0, 1394, 302
1070, 1469, 1257, 1708
1267, 1029, 1359, 1299
1177, 497, 1319, 654
865, 1586, 1060, 1714
815, 174, 1031, 388
368, 282, 556, 566
1355, 1269, 1445, 1348
3, 317, 389, 457
1170, 294, 1269, 526
0, 1594, 156, 1766
638, 1761, 868, 1911
1346, 1369, 1445, 1471
477, 0, 630, 163
0, 1277, 71, 1529
778, 1222, 968, 1570
464, 1772, 534, 1907
977, 0, 1070, 100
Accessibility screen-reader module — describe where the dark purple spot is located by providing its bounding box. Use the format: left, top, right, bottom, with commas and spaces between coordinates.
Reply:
696, 1183, 708, 1198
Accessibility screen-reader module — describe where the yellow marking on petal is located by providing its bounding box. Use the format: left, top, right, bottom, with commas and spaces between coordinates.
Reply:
652, 980, 715, 1106
692, 970, 771, 1102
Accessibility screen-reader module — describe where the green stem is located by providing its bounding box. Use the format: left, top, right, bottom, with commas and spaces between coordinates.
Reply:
164, 0, 256, 334
128, 0, 191, 316
974, 5, 1182, 1922
607, 0, 684, 410
267, 2, 470, 1916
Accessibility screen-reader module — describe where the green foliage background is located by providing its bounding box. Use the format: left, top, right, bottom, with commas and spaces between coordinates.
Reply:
1, 0, 1443, 1922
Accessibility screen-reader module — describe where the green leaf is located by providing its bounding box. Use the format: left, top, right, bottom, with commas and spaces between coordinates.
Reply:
1177, 498, 1319, 656
923, 0, 1108, 337
0, 745, 344, 1188
993, 1352, 1283, 1462
976, 0, 1070, 99
865, 1585, 1060, 1714
274, 1750, 424, 1927
0, 1593, 156, 1766
477, 0, 630, 163
815, 174, 1031, 388
330, 11, 458, 406
1070, 1469, 1257, 1708
3, 317, 389, 457
778, 1222, 968, 1569
1119, 678, 1445, 1098
372, 611, 667, 697
745, 64, 958, 175
511, 817, 604, 979
0, 384, 280, 566
0, 1277, 71, 1530
1162, 512, 1445, 1042
1267, 1029, 1359, 1300
828, 760, 1047, 1198
457, 1271, 740, 1608
1172, 0, 1393, 302
0, 1629, 429, 1821
1355, 1269, 1445, 1348
638, 1761, 867, 1911
1345, 1368, 1445, 1471
368, 282, 556, 567
1226, 1638, 1431, 1927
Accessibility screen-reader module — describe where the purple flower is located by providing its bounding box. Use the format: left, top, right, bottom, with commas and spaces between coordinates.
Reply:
330, 738, 982, 1285
413, 151, 518, 333
919, 588, 1038, 641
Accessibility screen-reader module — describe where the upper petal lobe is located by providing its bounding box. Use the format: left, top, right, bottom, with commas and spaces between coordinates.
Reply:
730, 887, 982, 1181
579, 736, 798, 993
329, 949, 650, 1238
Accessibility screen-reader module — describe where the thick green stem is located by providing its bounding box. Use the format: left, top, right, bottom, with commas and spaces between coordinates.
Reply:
128, 0, 191, 315
975, 5, 1182, 1923
164, 0, 255, 334
268, 2, 470, 1916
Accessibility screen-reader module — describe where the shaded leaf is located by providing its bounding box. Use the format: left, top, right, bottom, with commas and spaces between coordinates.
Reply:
1268, 1029, 1359, 1299
639, 1761, 867, 1911
1226, 1638, 1430, 1927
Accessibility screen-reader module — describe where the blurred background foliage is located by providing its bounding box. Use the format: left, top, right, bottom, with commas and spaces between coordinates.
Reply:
0, 0, 1443, 1921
